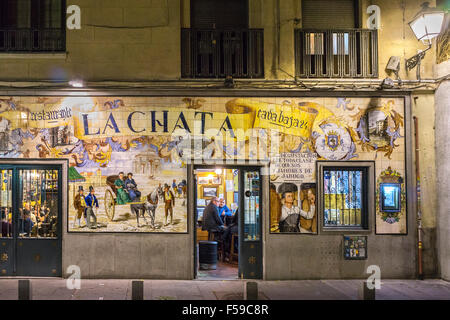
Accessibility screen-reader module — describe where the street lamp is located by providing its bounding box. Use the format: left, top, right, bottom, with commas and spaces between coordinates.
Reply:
406, 2, 445, 80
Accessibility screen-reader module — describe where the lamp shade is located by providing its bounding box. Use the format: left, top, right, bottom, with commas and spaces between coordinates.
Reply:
409, 2, 445, 42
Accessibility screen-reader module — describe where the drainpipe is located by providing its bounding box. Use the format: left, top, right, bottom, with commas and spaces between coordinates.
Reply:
414, 116, 424, 280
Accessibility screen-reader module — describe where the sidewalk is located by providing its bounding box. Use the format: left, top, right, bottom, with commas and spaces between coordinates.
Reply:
1, 279, 450, 300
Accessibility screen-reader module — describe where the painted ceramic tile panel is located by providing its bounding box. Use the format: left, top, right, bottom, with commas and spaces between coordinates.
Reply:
0, 96, 406, 234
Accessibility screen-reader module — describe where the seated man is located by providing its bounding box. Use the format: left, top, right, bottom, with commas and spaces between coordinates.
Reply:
223, 208, 238, 258
1, 214, 11, 237
23, 211, 33, 237
125, 172, 141, 202
201, 197, 226, 239
218, 198, 232, 224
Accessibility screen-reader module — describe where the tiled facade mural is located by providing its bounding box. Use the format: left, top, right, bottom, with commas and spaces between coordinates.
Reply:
0, 96, 406, 234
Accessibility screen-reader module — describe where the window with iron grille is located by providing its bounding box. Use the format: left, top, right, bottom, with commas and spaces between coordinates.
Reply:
0, 132, 10, 151
295, 0, 377, 78
181, 0, 264, 79
0, 0, 66, 52
317, 161, 375, 232
49, 126, 71, 147
0, 118, 11, 152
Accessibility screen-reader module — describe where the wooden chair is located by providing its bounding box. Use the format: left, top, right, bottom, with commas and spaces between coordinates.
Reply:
229, 233, 238, 264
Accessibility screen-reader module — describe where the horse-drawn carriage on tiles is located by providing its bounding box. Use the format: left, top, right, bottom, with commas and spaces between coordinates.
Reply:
104, 175, 157, 226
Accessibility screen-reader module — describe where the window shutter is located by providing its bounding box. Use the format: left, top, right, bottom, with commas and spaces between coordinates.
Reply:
302, 0, 357, 29
191, 0, 248, 29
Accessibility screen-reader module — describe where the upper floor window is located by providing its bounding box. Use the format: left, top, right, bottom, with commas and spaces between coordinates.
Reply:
295, 0, 378, 78
191, 0, 248, 29
301, 0, 359, 29
0, 0, 66, 52
181, 0, 264, 79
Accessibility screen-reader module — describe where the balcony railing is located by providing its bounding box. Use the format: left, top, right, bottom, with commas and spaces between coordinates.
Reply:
181, 28, 264, 79
0, 28, 66, 52
295, 29, 378, 78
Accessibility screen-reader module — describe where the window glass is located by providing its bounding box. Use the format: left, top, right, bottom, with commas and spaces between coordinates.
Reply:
243, 171, 260, 241
0, 170, 13, 238
1, 0, 62, 29
50, 126, 72, 147
324, 169, 363, 227
380, 183, 401, 212
18, 169, 58, 238
306, 33, 324, 55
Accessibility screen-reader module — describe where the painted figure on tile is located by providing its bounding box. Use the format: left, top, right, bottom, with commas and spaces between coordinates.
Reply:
157, 182, 164, 200
269, 183, 282, 232
163, 184, 175, 226
279, 191, 301, 232
279, 187, 315, 233
125, 172, 141, 202
85, 186, 98, 229
177, 180, 186, 198
181, 179, 187, 198
115, 172, 131, 205
172, 179, 178, 196
299, 184, 316, 233
73, 186, 86, 228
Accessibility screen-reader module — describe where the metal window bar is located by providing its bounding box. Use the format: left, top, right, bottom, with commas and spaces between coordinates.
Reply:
0, 28, 65, 52
324, 168, 364, 227
181, 28, 264, 79
295, 29, 378, 78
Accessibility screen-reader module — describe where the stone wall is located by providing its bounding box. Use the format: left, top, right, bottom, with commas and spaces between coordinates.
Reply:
0, 0, 438, 81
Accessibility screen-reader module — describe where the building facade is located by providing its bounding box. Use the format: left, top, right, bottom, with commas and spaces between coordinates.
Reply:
0, 0, 448, 280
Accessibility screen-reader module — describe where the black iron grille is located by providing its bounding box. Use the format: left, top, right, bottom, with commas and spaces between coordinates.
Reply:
0, 28, 65, 52
181, 28, 264, 79
295, 29, 378, 78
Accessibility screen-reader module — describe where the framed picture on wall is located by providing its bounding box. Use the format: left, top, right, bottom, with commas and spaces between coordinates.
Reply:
198, 176, 210, 184
212, 176, 221, 184
202, 186, 218, 199
197, 198, 206, 207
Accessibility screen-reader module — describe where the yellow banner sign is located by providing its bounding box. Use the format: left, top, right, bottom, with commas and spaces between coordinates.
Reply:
3, 98, 320, 141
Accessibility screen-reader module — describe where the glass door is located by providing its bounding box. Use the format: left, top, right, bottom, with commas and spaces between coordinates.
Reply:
0, 165, 62, 277
0, 169, 14, 276
239, 168, 262, 279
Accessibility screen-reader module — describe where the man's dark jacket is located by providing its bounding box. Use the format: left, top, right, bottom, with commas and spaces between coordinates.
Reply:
202, 202, 224, 232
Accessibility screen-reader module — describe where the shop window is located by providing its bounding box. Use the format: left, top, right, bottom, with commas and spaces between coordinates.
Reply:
317, 161, 375, 232
49, 125, 71, 147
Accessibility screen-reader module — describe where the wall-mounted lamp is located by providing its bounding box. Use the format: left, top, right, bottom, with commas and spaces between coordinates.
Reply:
406, 2, 445, 80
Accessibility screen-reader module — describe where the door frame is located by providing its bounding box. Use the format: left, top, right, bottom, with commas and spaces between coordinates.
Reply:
238, 166, 263, 279
192, 163, 266, 280
0, 158, 68, 277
